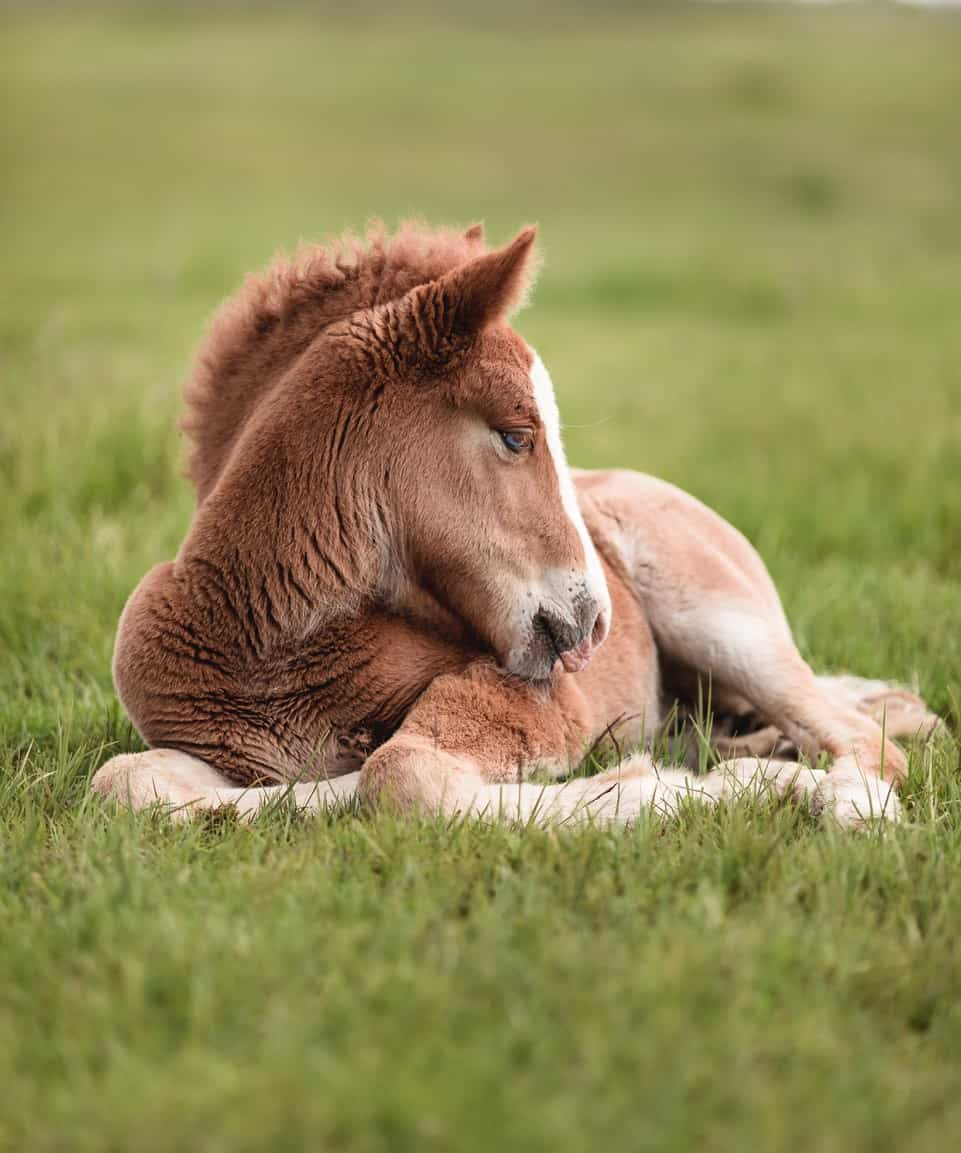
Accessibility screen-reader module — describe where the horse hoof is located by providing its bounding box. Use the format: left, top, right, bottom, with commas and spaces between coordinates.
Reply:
814, 769, 903, 830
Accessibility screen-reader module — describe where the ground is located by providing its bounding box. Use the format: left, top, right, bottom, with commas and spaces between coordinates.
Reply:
2, 5, 961, 1151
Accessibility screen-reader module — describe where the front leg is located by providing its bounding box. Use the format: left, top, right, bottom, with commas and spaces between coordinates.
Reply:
92, 748, 361, 821
358, 660, 648, 824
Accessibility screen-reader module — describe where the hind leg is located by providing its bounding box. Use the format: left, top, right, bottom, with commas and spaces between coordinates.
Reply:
582, 471, 924, 825
816, 675, 942, 742
702, 674, 940, 768
651, 606, 909, 793
92, 749, 359, 821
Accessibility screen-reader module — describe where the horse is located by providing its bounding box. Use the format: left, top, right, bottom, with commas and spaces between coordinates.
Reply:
92, 221, 940, 829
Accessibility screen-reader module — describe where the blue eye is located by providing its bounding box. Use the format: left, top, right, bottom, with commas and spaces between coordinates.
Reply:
499, 429, 534, 455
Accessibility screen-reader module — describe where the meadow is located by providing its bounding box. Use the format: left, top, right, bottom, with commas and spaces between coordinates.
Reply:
2, 4, 961, 1149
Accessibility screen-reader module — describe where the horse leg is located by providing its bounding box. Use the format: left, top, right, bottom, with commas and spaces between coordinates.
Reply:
91, 749, 360, 822
815, 674, 942, 742
356, 661, 670, 826
596, 754, 831, 817
357, 671, 835, 826
355, 659, 831, 827
91, 743, 837, 829
587, 471, 919, 827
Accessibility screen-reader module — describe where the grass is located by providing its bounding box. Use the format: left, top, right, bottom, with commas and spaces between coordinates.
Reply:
2, 3, 961, 1149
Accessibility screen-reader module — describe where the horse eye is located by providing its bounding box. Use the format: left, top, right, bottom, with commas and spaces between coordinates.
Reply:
498, 429, 534, 455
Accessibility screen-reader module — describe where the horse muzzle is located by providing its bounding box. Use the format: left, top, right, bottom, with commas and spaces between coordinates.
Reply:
550, 603, 611, 674
506, 594, 610, 683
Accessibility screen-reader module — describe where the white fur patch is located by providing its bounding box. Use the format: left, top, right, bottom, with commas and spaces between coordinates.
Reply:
91, 748, 902, 832
91, 750, 360, 822
814, 770, 903, 829
530, 351, 611, 616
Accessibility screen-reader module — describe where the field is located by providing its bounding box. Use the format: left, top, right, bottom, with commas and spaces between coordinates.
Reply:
3, 4, 961, 1150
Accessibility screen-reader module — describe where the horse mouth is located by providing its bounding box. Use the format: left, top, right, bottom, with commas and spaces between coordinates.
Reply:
516, 604, 608, 682
555, 606, 610, 674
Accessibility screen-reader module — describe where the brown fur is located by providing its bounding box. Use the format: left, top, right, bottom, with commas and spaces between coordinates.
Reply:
97, 221, 941, 831
182, 221, 489, 502
115, 222, 593, 785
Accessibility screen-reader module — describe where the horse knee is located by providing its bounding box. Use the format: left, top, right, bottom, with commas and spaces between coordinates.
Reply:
358, 736, 480, 815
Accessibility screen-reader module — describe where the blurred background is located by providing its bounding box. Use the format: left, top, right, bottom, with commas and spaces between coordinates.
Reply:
2, 0, 960, 729
3, 6, 961, 1150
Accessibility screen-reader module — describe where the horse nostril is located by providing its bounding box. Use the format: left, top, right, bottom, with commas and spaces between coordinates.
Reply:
534, 608, 580, 659
591, 606, 611, 649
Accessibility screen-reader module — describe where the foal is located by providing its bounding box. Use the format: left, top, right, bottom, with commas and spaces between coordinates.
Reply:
93, 222, 938, 828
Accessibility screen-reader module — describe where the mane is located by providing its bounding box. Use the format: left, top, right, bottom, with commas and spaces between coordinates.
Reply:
181, 220, 486, 503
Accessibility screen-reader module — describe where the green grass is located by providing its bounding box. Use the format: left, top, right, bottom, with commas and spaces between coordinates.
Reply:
3, 4, 961, 1150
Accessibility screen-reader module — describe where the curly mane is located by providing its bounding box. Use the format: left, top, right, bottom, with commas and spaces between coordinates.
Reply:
181, 221, 486, 503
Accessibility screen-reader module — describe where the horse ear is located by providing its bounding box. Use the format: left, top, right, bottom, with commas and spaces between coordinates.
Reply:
376, 227, 538, 370
435, 225, 538, 334
463, 222, 484, 243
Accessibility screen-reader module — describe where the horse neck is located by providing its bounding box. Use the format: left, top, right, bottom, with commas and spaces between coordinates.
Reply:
181, 403, 392, 642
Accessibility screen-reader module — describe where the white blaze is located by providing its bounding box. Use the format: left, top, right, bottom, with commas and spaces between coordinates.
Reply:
529, 351, 611, 618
